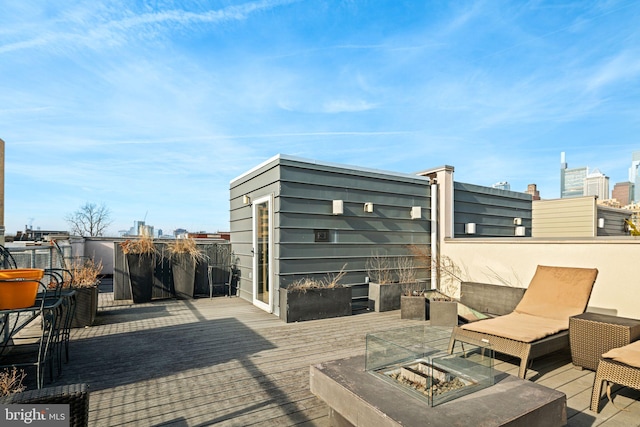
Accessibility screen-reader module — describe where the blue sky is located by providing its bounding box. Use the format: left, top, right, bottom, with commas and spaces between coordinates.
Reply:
1, 0, 639, 237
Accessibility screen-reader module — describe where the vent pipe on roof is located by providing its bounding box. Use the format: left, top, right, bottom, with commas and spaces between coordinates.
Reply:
431, 179, 438, 291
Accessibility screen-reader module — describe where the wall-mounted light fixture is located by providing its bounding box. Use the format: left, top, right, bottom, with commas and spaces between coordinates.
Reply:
242, 195, 251, 204
332, 200, 344, 215
515, 226, 526, 236
364, 202, 374, 213
598, 218, 605, 229
513, 217, 522, 226
465, 223, 476, 234
410, 206, 421, 220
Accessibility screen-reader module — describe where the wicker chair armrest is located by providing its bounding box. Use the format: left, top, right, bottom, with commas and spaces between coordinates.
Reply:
0, 383, 89, 427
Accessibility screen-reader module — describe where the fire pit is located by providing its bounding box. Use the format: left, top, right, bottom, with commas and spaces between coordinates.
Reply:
365, 325, 494, 406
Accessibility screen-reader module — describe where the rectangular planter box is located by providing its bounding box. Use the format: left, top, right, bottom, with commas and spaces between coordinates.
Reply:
369, 282, 426, 312
279, 287, 352, 323
400, 290, 459, 326
429, 300, 458, 327
71, 286, 99, 328
400, 295, 428, 320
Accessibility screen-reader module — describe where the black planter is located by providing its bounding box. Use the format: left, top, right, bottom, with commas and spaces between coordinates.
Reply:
172, 254, 196, 300
71, 285, 99, 328
126, 253, 154, 303
279, 287, 352, 323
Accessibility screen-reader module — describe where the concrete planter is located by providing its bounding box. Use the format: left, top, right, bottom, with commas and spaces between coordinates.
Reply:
428, 299, 458, 327
400, 295, 428, 320
368, 282, 425, 312
279, 287, 352, 323
400, 290, 459, 326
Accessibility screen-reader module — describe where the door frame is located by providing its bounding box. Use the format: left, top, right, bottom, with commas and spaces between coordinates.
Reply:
252, 194, 274, 312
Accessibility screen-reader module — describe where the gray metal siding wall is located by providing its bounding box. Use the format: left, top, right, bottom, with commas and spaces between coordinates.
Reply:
277, 159, 431, 287
454, 182, 533, 237
230, 160, 281, 302
597, 206, 631, 236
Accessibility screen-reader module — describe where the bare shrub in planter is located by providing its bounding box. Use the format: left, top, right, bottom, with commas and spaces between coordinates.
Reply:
167, 238, 206, 299
65, 257, 103, 327
367, 253, 423, 312
280, 265, 352, 323
120, 236, 157, 303
0, 367, 26, 397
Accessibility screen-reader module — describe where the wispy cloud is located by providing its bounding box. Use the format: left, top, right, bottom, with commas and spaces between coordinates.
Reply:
586, 51, 640, 92
0, 0, 296, 54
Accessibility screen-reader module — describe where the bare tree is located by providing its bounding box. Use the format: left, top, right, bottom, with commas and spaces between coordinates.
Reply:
66, 202, 112, 237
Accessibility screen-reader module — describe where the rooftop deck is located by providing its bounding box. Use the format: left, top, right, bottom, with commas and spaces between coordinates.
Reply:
26, 283, 640, 426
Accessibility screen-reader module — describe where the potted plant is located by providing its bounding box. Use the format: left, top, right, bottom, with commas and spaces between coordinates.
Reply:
279, 265, 352, 323
0, 367, 26, 397
65, 257, 103, 328
367, 253, 424, 312
166, 238, 206, 300
400, 246, 463, 326
120, 236, 157, 304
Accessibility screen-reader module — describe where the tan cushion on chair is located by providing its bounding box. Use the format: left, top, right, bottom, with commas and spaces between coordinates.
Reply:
602, 340, 640, 369
460, 312, 568, 343
514, 265, 598, 321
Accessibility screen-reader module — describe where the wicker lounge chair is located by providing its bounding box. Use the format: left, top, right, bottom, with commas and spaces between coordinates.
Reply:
448, 265, 599, 379
590, 340, 640, 413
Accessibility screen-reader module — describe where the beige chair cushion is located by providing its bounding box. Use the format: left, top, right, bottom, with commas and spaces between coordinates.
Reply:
460, 312, 568, 343
514, 265, 598, 321
602, 340, 640, 369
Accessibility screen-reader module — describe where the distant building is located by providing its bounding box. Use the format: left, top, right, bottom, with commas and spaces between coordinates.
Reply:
525, 184, 540, 200
492, 181, 510, 191
585, 168, 609, 200
174, 228, 188, 238
560, 152, 588, 198
14, 227, 69, 242
629, 151, 640, 202
124, 220, 154, 237
612, 182, 634, 206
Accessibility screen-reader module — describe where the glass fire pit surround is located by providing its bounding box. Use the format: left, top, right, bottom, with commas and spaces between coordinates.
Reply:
365, 325, 494, 406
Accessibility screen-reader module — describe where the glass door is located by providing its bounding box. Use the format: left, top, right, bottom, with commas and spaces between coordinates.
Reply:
252, 195, 272, 312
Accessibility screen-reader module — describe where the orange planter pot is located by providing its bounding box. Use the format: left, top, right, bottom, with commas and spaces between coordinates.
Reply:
0, 268, 45, 310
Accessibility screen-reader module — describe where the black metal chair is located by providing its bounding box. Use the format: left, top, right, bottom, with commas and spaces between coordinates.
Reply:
0, 274, 61, 389
0, 245, 17, 269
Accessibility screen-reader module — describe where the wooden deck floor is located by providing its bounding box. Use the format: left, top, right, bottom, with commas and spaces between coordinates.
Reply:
30, 288, 640, 426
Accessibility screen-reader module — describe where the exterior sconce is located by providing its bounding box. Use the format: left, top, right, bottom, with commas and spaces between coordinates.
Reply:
410, 206, 421, 220
513, 217, 522, 225
364, 202, 374, 213
333, 200, 344, 215
465, 223, 476, 234
242, 195, 251, 204
515, 226, 526, 236
598, 218, 605, 229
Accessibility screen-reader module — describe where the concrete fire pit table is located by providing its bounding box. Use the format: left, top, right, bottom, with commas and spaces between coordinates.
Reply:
310, 326, 566, 427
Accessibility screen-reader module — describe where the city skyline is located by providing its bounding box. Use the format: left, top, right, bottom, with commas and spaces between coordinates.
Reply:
1, 1, 639, 236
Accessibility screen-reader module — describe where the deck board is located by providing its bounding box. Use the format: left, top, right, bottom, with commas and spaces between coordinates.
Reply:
12, 286, 640, 426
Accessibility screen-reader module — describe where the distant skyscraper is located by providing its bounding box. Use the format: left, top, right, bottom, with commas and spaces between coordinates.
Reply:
612, 182, 634, 206
492, 181, 510, 191
526, 184, 540, 200
629, 151, 640, 202
560, 152, 588, 198
585, 169, 609, 200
